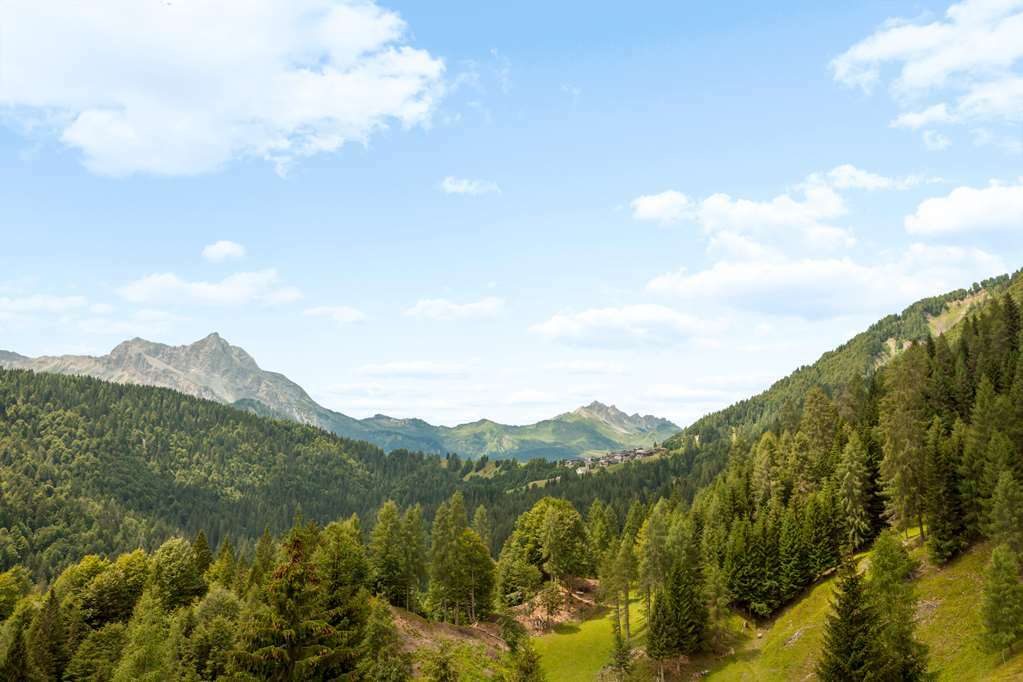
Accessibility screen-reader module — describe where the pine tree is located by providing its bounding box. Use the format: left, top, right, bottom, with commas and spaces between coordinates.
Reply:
879, 343, 931, 538
960, 376, 1001, 536
400, 505, 427, 611
370, 500, 407, 606
357, 597, 411, 682
247, 527, 276, 593
980, 545, 1023, 659
205, 537, 237, 588
816, 561, 883, 682
0, 629, 30, 682
645, 590, 674, 682
25, 590, 68, 682
608, 617, 631, 681
507, 641, 546, 682
778, 502, 809, 602
472, 505, 493, 557
314, 519, 371, 679
636, 501, 670, 615
233, 526, 335, 680
836, 431, 872, 551
924, 418, 966, 564
866, 531, 927, 681
111, 590, 172, 682
987, 470, 1023, 554
152, 537, 205, 610
192, 530, 214, 576
668, 560, 707, 655
612, 537, 637, 639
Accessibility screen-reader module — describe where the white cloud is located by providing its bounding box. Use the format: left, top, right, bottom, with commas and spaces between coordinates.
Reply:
891, 103, 956, 129
118, 269, 302, 306
357, 361, 468, 378
0, 294, 88, 314
530, 304, 719, 347
2, 0, 445, 176
545, 360, 625, 375
507, 389, 557, 405
922, 130, 952, 150
832, 1, 1023, 145
647, 244, 1004, 318
202, 240, 246, 262
439, 176, 501, 195
630, 190, 691, 224
905, 179, 1023, 234
405, 297, 503, 320
303, 305, 366, 324
823, 163, 940, 190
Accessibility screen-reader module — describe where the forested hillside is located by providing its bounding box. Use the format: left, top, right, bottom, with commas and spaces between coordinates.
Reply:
1, 270, 1022, 681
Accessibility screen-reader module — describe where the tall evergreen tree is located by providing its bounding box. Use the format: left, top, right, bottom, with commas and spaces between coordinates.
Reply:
636, 501, 670, 615
835, 431, 872, 551
987, 471, 1023, 554
370, 501, 407, 606
866, 531, 928, 681
25, 590, 68, 682
357, 598, 411, 682
472, 505, 493, 557
816, 561, 883, 682
400, 505, 428, 611
192, 530, 214, 576
980, 545, 1023, 660
924, 418, 966, 564
879, 343, 931, 538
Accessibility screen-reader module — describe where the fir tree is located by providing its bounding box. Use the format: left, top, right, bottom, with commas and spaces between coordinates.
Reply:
400, 505, 428, 612
836, 431, 872, 551
357, 597, 411, 682
987, 471, 1023, 555
192, 530, 214, 576
866, 531, 927, 681
370, 500, 407, 606
472, 505, 493, 557
63, 622, 126, 682
25, 590, 68, 682
924, 417, 966, 564
111, 590, 172, 682
421, 642, 459, 682
0, 629, 30, 682
980, 545, 1023, 660
608, 617, 631, 681
507, 641, 546, 682
645, 590, 675, 682
778, 502, 809, 602
816, 561, 883, 682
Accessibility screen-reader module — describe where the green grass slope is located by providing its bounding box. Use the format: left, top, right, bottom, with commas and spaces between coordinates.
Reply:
702, 541, 1023, 681
535, 595, 648, 682
539, 540, 1022, 681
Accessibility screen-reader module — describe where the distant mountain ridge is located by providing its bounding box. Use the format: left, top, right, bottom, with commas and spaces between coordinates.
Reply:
0, 334, 678, 460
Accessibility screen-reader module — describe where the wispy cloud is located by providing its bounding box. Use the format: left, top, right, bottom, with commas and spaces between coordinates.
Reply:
202, 240, 246, 262
405, 297, 504, 320
531, 304, 721, 347
118, 269, 301, 306
440, 176, 501, 195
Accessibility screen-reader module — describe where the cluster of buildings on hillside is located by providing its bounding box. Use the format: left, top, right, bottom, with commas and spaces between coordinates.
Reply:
563, 446, 667, 475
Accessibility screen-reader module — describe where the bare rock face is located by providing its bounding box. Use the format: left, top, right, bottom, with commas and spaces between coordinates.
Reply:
0, 333, 325, 426
0, 335, 679, 459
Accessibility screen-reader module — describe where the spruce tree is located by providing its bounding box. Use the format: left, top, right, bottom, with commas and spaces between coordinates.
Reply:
980, 545, 1023, 659
816, 561, 883, 682
357, 597, 411, 682
836, 431, 872, 551
472, 505, 493, 557
924, 417, 966, 564
866, 531, 927, 681
777, 502, 809, 602
987, 471, 1023, 555
0, 629, 30, 682
636, 501, 670, 615
111, 590, 172, 682
370, 500, 407, 606
192, 530, 214, 576
400, 505, 427, 611
645, 590, 675, 682
608, 617, 631, 681
666, 560, 707, 655
25, 590, 68, 682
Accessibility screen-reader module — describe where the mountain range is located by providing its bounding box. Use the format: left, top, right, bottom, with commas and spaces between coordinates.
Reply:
0, 334, 678, 460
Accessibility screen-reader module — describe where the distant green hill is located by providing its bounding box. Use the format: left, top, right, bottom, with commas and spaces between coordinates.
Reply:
0, 335, 677, 461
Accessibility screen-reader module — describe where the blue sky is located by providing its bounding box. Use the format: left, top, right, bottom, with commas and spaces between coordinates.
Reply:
1, 0, 1021, 426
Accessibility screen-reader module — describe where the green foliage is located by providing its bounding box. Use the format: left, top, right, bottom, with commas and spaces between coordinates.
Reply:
111, 590, 172, 682
866, 531, 927, 680
152, 537, 205, 611
26, 590, 68, 681
506, 640, 547, 682
816, 561, 884, 682
980, 545, 1023, 657
63, 622, 126, 682
421, 641, 459, 682
192, 530, 214, 576
357, 598, 411, 682
0, 566, 30, 622
987, 470, 1023, 554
